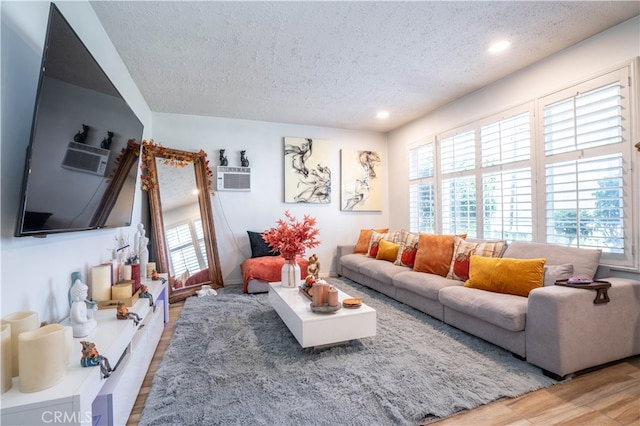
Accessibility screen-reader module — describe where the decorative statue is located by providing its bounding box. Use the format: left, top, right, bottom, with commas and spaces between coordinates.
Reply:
307, 254, 320, 280
139, 284, 154, 307
219, 149, 228, 166
134, 223, 148, 278
70, 279, 98, 338
116, 301, 142, 325
240, 150, 250, 167
100, 131, 114, 150
73, 124, 89, 144
80, 341, 112, 378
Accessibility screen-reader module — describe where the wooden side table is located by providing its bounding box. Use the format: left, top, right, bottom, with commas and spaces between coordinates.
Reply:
555, 279, 611, 304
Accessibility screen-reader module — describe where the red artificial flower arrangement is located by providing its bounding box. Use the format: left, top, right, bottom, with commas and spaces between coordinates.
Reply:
262, 211, 320, 260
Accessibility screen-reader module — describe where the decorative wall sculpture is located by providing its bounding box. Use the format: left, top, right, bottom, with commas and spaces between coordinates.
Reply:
341, 149, 382, 211
284, 137, 331, 203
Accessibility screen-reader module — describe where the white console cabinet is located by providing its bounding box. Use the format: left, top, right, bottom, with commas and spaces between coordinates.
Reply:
1, 276, 168, 426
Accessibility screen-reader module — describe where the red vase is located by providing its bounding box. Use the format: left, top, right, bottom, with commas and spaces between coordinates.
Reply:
131, 263, 141, 294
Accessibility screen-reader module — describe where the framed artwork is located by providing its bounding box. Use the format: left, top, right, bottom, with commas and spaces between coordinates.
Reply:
341, 149, 382, 211
283, 137, 331, 203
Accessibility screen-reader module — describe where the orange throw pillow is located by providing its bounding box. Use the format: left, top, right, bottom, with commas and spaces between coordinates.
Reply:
354, 228, 389, 254
413, 233, 466, 277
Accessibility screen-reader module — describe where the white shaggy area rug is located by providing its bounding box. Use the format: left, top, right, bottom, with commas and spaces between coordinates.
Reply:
140, 278, 559, 425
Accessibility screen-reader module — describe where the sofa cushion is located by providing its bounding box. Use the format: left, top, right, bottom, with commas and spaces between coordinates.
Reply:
447, 236, 507, 281
354, 228, 389, 254
464, 256, 546, 297
503, 241, 601, 279
360, 259, 409, 282
340, 253, 376, 271
394, 230, 420, 268
393, 271, 462, 300
376, 239, 400, 262
413, 233, 462, 277
439, 286, 528, 332
247, 230, 279, 258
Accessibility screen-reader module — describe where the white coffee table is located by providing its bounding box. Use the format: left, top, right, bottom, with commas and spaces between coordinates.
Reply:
268, 282, 376, 348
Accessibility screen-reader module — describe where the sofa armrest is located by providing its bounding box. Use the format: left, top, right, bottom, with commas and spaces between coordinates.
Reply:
336, 245, 355, 276
526, 277, 640, 378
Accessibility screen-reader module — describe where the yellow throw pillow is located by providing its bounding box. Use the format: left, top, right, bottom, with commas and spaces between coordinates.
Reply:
354, 228, 389, 254
376, 239, 400, 262
464, 256, 546, 297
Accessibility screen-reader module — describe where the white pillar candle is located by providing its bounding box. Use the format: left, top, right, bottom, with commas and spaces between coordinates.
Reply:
1, 324, 12, 393
120, 264, 132, 281
111, 282, 132, 300
91, 264, 112, 302
1, 311, 39, 377
18, 324, 66, 393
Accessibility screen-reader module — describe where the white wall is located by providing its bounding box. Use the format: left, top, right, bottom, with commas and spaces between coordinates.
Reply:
151, 113, 388, 284
0, 1, 152, 323
387, 16, 640, 277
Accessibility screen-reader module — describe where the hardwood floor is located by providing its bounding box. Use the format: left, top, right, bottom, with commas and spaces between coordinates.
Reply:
127, 300, 640, 426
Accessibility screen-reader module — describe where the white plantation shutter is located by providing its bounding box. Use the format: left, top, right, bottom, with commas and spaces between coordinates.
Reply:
440, 130, 475, 173
409, 182, 435, 233
409, 144, 433, 180
482, 168, 533, 241
409, 143, 435, 233
545, 154, 624, 253
481, 112, 530, 166
441, 176, 476, 236
544, 82, 622, 155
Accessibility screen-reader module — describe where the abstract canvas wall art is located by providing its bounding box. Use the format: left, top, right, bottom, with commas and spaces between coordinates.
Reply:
341, 149, 382, 211
283, 137, 331, 203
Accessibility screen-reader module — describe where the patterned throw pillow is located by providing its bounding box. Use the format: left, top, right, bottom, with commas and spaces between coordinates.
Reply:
447, 237, 507, 281
354, 228, 389, 254
394, 230, 420, 268
368, 231, 400, 258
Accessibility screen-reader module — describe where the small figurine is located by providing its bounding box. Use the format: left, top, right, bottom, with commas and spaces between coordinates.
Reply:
100, 131, 114, 150
151, 269, 159, 280
73, 124, 89, 144
116, 301, 142, 325
80, 341, 112, 378
307, 254, 320, 280
219, 149, 228, 166
139, 284, 154, 307
70, 279, 98, 338
240, 150, 250, 167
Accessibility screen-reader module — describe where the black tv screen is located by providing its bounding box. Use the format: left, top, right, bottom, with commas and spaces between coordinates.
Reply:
15, 4, 144, 237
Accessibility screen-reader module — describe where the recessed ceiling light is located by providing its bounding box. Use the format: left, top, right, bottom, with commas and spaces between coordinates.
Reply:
488, 40, 511, 54
377, 111, 390, 119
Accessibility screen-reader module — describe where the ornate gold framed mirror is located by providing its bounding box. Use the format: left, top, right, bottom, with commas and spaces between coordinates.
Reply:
141, 140, 223, 303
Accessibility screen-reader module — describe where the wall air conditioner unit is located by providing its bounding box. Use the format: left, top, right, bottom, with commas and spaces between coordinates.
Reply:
61, 141, 110, 176
217, 166, 251, 191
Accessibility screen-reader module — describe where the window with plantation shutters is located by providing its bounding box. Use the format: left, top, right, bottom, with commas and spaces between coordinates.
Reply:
165, 219, 208, 277
541, 68, 632, 265
407, 64, 634, 268
409, 143, 435, 233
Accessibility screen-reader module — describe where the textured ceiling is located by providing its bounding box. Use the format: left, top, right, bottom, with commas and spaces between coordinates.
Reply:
89, 1, 639, 133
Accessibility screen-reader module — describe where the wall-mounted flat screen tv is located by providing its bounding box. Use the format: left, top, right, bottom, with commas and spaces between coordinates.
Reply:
15, 3, 144, 237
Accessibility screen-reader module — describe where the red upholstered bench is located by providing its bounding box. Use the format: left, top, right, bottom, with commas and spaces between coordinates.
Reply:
240, 256, 309, 294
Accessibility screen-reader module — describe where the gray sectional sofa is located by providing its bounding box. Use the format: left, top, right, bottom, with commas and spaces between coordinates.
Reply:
337, 240, 640, 379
